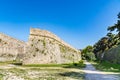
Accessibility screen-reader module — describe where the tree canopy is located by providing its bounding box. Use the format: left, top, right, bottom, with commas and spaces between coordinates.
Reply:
93, 12, 120, 60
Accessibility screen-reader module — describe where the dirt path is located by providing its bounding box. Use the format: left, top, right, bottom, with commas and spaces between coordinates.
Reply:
84, 62, 120, 80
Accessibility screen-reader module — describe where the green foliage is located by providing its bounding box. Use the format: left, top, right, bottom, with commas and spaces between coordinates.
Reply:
92, 61, 120, 72
0, 61, 22, 66
12, 62, 22, 65
66, 61, 85, 68
107, 12, 120, 37
40, 38, 46, 48
0, 65, 85, 80
93, 37, 109, 54
81, 45, 96, 61
93, 34, 119, 60
0, 74, 4, 80
72, 60, 85, 68
41, 50, 45, 53
23, 62, 85, 68
86, 52, 96, 61
41, 50, 47, 55
23, 64, 65, 67
60, 46, 67, 53
93, 12, 120, 60
79, 60, 84, 64
43, 39, 46, 47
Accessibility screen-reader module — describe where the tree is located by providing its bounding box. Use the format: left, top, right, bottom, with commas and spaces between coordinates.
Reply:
107, 12, 120, 37
81, 45, 96, 61
93, 12, 120, 61
106, 32, 120, 48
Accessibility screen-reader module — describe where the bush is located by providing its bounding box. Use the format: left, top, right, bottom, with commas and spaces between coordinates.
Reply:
93, 61, 120, 72
79, 60, 84, 64
73, 63, 78, 66
86, 52, 96, 61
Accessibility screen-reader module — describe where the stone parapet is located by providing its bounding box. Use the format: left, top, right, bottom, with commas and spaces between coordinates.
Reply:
0, 33, 26, 45
30, 28, 79, 52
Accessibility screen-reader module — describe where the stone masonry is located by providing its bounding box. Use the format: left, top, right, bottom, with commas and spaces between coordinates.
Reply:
0, 28, 81, 64
0, 33, 26, 62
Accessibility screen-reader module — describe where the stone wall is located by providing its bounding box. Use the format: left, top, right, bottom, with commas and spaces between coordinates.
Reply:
23, 28, 81, 64
0, 28, 81, 64
0, 33, 26, 62
29, 28, 78, 52
103, 45, 120, 64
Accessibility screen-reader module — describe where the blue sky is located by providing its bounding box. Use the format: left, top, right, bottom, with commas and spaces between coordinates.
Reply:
0, 0, 120, 49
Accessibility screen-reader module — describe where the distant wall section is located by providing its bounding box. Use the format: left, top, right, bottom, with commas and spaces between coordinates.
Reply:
0, 33, 26, 61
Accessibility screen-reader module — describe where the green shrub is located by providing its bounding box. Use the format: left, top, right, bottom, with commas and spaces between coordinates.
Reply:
93, 61, 120, 72
60, 46, 67, 53
73, 63, 78, 66
79, 60, 84, 64
86, 52, 96, 61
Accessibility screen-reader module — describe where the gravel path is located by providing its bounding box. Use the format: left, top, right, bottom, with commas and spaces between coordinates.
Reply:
84, 62, 120, 80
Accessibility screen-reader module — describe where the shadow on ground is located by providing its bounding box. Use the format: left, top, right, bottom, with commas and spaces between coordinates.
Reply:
58, 71, 85, 79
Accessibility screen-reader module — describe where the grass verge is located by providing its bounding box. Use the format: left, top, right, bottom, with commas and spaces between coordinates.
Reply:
23, 61, 85, 69
23, 63, 85, 68
0, 61, 85, 80
92, 61, 120, 72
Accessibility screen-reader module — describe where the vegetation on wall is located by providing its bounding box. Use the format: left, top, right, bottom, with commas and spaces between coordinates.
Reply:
35, 48, 39, 52
60, 45, 67, 53
31, 44, 33, 46
43, 40, 46, 47
0, 39, 2, 42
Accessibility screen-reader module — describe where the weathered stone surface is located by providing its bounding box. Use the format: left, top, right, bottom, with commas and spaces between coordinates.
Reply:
0, 33, 26, 62
23, 28, 81, 64
103, 45, 120, 64
0, 28, 81, 64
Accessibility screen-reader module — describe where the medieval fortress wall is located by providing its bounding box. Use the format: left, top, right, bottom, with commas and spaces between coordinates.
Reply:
0, 33, 26, 61
30, 28, 78, 52
0, 28, 81, 64
23, 28, 81, 64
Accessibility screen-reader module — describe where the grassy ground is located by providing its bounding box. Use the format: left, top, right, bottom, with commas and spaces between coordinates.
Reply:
91, 61, 120, 72
23, 62, 85, 68
0, 61, 85, 80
